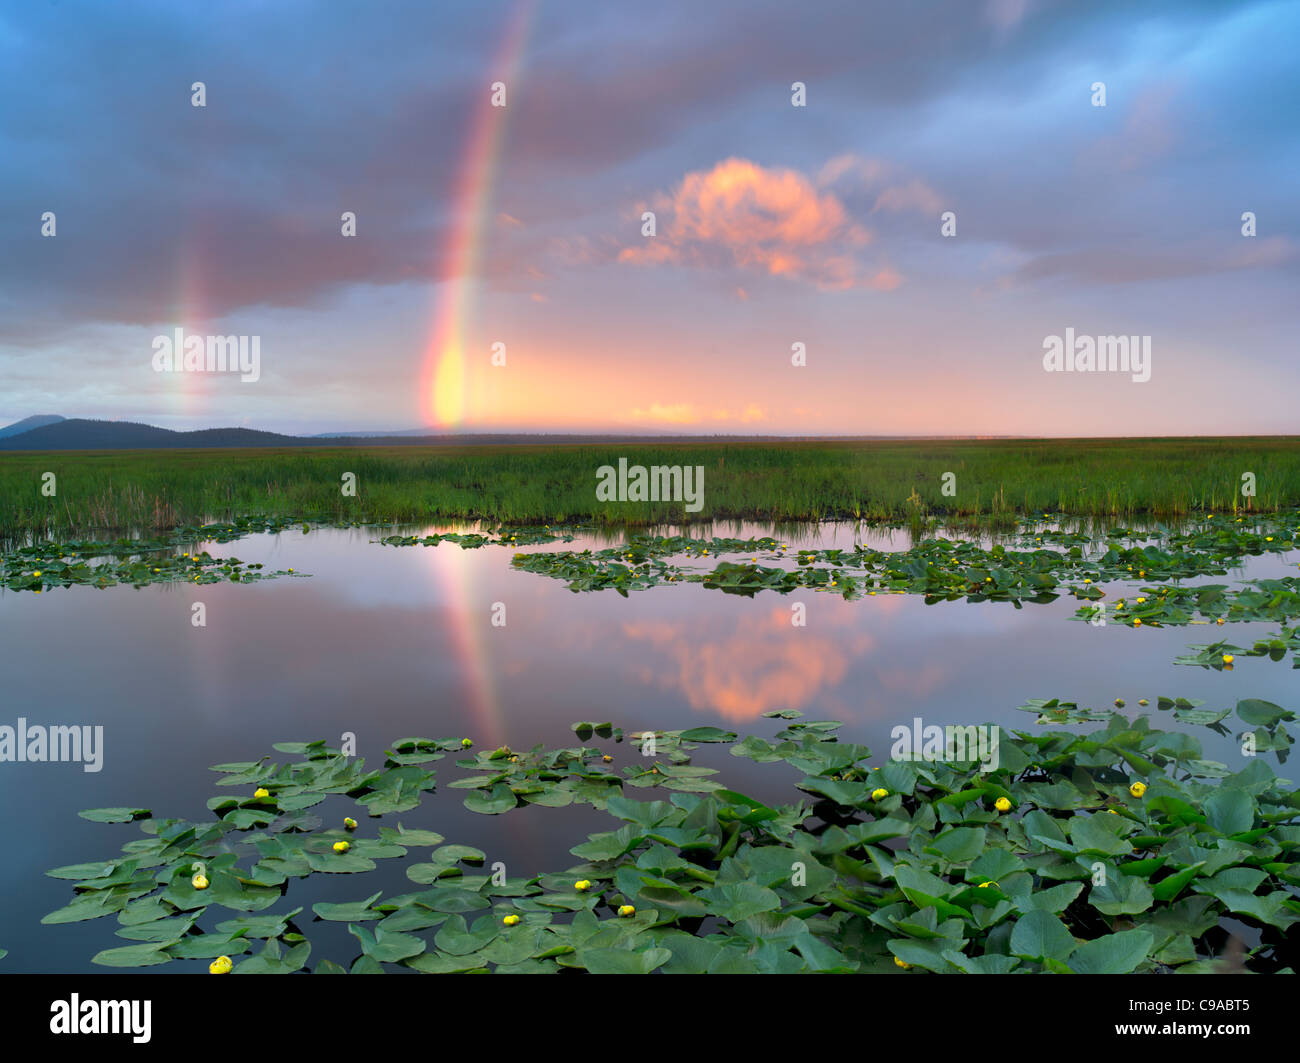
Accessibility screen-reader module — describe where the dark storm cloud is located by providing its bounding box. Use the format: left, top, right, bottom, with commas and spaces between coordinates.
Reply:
0, 0, 1294, 345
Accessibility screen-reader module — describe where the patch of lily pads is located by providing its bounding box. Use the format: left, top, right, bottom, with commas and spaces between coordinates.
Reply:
1, 514, 315, 591
46, 700, 1300, 974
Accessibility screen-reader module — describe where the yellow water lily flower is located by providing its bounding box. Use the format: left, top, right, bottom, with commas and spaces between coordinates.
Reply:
343, 817, 357, 830
333, 841, 350, 853
574, 880, 591, 892
1216, 618, 1225, 625
502, 914, 521, 927
254, 787, 270, 799
32, 570, 41, 577
994, 797, 1011, 812
894, 956, 911, 969
192, 873, 209, 890
1129, 781, 1147, 798
1222, 654, 1234, 664
461, 738, 473, 748
978, 881, 998, 889
871, 788, 889, 801
618, 905, 636, 918
209, 956, 232, 974
1133, 618, 1142, 627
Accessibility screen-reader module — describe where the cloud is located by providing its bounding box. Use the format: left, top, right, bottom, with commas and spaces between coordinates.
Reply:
619, 157, 898, 290
872, 178, 945, 216
623, 607, 874, 721
627, 403, 697, 424
985, 0, 1031, 34
1091, 81, 1181, 172
1006, 235, 1298, 286
626, 403, 769, 425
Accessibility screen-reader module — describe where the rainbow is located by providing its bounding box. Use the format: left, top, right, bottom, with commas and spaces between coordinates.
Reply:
419, 0, 537, 753
420, 0, 536, 429
161, 238, 211, 420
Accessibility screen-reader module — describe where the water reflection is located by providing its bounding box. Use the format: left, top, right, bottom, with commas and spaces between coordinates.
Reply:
0, 521, 1295, 972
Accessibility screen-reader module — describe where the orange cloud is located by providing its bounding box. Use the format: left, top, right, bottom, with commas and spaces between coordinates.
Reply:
622, 605, 873, 721
625, 402, 768, 426
627, 402, 698, 424
619, 157, 893, 290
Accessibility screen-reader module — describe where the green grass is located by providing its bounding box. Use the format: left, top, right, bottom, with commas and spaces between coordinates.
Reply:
1, 436, 1297, 537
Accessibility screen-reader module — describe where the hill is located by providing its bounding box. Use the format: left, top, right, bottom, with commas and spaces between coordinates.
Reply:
0, 414, 66, 439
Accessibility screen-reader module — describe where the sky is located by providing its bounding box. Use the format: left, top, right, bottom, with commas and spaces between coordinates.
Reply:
1, 0, 1297, 437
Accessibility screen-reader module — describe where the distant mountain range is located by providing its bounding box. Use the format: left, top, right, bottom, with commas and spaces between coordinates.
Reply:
0, 416, 887, 450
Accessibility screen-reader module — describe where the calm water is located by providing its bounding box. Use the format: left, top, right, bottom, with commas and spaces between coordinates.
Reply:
2, 523, 1296, 972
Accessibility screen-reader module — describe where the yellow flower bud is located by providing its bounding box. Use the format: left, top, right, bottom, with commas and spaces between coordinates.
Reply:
254, 788, 270, 799
209, 955, 233, 974
191, 874, 209, 890
574, 880, 591, 892
894, 956, 911, 969
502, 914, 521, 927
618, 905, 636, 918
871, 788, 889, 801
1222, 654, 1234, 665
343, 817, 357, 830
1129, 781, 1147, 798
333, 841, 350, 853
994, 797, 1011, 812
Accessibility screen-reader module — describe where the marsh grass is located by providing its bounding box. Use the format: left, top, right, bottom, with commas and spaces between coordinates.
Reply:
1, 436, 1296, 537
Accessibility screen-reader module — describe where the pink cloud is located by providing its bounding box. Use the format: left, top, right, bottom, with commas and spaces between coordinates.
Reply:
619, 157, 899, 291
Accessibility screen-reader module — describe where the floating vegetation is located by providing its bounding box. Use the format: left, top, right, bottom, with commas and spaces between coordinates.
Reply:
1174, 628, 1300, 671
0, 515, 311, 591
496, 511, 1300, 606
47, 705, 1300, 973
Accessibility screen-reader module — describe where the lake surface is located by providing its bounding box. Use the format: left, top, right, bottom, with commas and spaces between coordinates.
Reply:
2, 522, 1296, 972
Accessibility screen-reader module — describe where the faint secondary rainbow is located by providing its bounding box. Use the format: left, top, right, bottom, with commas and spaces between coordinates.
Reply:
162, 239, 211, 418
420, 0, 536, 429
